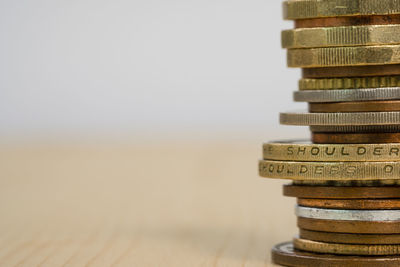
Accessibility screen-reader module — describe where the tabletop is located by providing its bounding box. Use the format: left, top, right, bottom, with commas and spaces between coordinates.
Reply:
0, 140, 295, 266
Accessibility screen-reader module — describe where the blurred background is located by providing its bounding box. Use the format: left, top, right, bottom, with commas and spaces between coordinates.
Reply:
0, 0, 306, 266
0, 0, 306, 141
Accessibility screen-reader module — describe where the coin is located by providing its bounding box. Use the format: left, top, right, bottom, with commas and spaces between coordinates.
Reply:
263, 141, 400, 162
298, 217, 400, 234
293, 180, 400, 186
283, 184, 400, 199
309, 101, 400, 112
310, 125, 400, 133
299, 76, 400, 90
300, 229, 400, 244
298, 198, 400, 210
294, 88, 400, 103
282, 25, 400, 49
283, 0, 400, 20
303, 65, 400, 78
259, 160, 400, 181
280, 111, 400, 126
272, 242, 400, 267
288, 45, 400, 68
296, 206, 400, 221
313, 132, 400, 144
295, 14, 400, 28
294, 237, 400, 256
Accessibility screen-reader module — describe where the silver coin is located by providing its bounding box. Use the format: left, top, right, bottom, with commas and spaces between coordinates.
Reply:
296, 206, 400, 221
310, 125, 400, 133
280, 111, 400, 126
294, 88, 400, 103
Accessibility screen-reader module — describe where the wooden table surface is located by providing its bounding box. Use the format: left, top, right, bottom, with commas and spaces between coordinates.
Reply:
0, 140, 296, 266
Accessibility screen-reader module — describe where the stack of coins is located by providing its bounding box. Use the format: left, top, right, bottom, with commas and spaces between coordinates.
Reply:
259, 1, 400, 266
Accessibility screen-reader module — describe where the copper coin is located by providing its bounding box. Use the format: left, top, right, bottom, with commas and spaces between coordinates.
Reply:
284, 184, 400, 199
300, 228, 400, 244
303, 65, 400, 78
309, 101, 400, 113
312, 132, 400, 144
298, 217, 400, 234
295, 14, 400, 28
294, 237, 400, 255
272, 242, 400, 267
293, 180, 400, 187
298, 198, 400, 210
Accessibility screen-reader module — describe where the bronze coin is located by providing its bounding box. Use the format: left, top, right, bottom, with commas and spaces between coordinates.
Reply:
300, 228, 400, 244
302, 65, 400, 78
309, 101, 400, 113
284, 184, 400, 199
295, 14, 400, 28
293, 180, 400, 186
294, 237, 400, 255
312, 133, 400, 144
298, 217, 400, 234
298, 198, 400, 210
272, 242, 400, 267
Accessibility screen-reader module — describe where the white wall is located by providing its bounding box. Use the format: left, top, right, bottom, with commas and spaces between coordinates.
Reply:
0, 0, 307, 139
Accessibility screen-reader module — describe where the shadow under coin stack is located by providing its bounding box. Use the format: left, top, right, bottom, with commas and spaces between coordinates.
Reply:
259, 1, 400, 266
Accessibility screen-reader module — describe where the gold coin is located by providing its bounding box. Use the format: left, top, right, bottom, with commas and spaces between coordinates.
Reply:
288, 45, 400, 68
294, 238, 400, 256
282, 25, 400, 49
258, 160, 400, 181
299, 76, 400, 90
295, 14, 400, 28
303, 64, 400, 78
283, 0, 400, 20
263, 141, 400, 162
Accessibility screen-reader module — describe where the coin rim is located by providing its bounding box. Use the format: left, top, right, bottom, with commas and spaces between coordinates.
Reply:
294, 88, 400, 103
288, 45, 400, 68
284, 184, 400, 199
298, 217, 400, 234
310, 125, 400, 133
299, 76, 400, 90
303, 65, 400, 78
259, 160, 400, 180
283, 0, 400, 20
312, 132, 400, 144
280, 111, 400, 126
263, 141, 400, 162
309, 101, 400, 112
296, 206, 400, 221
295, 14, 400, 28
298, 198, 400, 210
272, 242, 400, 267
294, 237, 400, 255
299, 228, 400, 244
282, 25, 400, 49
